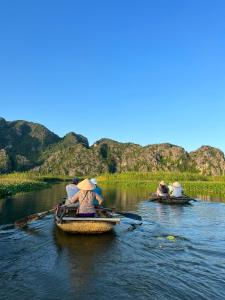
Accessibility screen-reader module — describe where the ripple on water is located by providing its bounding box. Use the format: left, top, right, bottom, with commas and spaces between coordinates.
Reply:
1, 186, 225, 299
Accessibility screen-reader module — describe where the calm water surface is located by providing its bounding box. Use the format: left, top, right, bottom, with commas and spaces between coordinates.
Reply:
0, 183, 225, 300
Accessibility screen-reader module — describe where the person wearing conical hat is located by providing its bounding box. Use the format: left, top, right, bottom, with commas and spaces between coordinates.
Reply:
156, 180, 169, 197
68, 178, 104, 217
170, 181, 183, 197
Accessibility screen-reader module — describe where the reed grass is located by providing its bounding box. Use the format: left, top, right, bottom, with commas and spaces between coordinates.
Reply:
97, 172, 211, 182
1, 171, 225, 199
97, 172, 225, 197
0, 172, 71, 198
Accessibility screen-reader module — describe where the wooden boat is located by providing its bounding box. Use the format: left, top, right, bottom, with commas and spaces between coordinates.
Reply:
55, 216, 120, 234
55, 210, 120, 234
149, 195, 195, 204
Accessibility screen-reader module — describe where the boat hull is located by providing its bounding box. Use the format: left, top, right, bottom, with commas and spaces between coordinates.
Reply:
55, 217, 120, 234
149, 196, 193, 204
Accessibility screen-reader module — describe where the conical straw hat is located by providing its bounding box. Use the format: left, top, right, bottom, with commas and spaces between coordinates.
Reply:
90, 178, 97, 185
77, 179, 95, 190
172, 181, 181, 188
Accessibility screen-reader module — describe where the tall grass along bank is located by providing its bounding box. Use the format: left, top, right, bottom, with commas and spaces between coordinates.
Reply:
97, 172, 225, 198
0, 173, 71, 198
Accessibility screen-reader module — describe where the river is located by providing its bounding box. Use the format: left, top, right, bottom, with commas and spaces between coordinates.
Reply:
0, 183, 225, 299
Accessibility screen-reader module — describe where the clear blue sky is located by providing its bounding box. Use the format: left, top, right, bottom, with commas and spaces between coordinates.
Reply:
0, 0, 225, 152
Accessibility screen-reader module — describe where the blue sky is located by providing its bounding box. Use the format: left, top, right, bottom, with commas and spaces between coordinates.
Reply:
0, 0, 225, 152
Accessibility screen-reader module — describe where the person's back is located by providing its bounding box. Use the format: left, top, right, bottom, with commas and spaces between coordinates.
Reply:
78, 190, 97, 214
171, 182, 183, 197
69, 179, 104, 217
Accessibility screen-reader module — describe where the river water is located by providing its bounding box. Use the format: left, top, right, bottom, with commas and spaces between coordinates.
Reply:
0, 183, 225, 300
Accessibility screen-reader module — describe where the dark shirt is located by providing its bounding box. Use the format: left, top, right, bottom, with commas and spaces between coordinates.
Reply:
159, 185, 169, 194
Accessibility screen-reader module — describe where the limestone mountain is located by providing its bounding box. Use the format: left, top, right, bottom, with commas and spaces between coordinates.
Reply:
0, 149, 11, 172
0, 117, 225, 176
189, 146, 225, 175
0, 118, 87, 172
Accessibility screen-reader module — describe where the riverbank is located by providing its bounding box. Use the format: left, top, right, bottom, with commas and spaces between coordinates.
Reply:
0, 173, 71, 198
2, 171, 225, 199
97, 172, 225, 198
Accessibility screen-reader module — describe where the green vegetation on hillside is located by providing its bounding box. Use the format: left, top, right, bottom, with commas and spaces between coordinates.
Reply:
1, 117, 225, 176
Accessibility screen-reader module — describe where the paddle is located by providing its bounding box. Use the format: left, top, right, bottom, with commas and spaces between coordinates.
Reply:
183, 194, 198, 202
101, 207, 142, 221
149, 193, 167, 201
15, 202, 142, 227
15, 208, 55, 228
149, 193, 160, 201
14, 197, 69, 228
149, 197, 160, 202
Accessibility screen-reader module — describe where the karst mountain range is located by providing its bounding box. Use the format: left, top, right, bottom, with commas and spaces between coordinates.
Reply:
0, 117, 224, 176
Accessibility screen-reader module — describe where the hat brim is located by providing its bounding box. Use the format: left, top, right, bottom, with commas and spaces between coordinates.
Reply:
77, 179, 95, 190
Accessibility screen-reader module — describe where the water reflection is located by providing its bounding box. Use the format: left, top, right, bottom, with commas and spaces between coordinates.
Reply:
154, 203, 187, 222
1, 182, 225, 226
102, 185, 149, 211
53, 227, 116, 295
0, 183, 67, 225
1, 184, 225, 299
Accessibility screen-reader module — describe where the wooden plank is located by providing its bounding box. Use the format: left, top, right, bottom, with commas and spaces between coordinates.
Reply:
62, 217, 120, 222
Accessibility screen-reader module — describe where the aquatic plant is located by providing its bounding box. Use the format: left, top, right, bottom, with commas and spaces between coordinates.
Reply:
97, 172, 225, 198
0, 172, 71, 198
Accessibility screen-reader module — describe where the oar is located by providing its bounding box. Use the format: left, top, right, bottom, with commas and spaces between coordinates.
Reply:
14, 197, 68, 228
149, 193, 160, 202
149, 197, 160, 202
102, 207, 142, 221
183, 194, 198, 202
15, 208, 55, 228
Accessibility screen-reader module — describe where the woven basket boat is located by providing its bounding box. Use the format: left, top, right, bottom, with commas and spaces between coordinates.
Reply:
55, 215, 120, 234
149, 195, 194, 204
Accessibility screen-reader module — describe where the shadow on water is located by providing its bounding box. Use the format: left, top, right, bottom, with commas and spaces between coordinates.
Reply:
54, 226, 116, 259
53, 226, 117, 298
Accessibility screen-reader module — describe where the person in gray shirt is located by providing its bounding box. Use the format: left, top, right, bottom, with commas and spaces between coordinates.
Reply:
65, 178, 79, 205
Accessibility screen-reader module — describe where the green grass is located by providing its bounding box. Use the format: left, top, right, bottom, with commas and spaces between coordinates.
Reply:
1, 171, 225, 199
97, 172, 211, 182
97, 172, 225, 197
0, 172, 71, 198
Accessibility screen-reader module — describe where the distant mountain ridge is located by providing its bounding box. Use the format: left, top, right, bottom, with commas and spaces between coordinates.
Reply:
0, 117, 225, 176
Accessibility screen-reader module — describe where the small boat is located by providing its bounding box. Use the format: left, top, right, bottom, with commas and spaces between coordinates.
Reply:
149, 195, 194, 204
55, 208, 120, 234
55, 216, 120, 234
